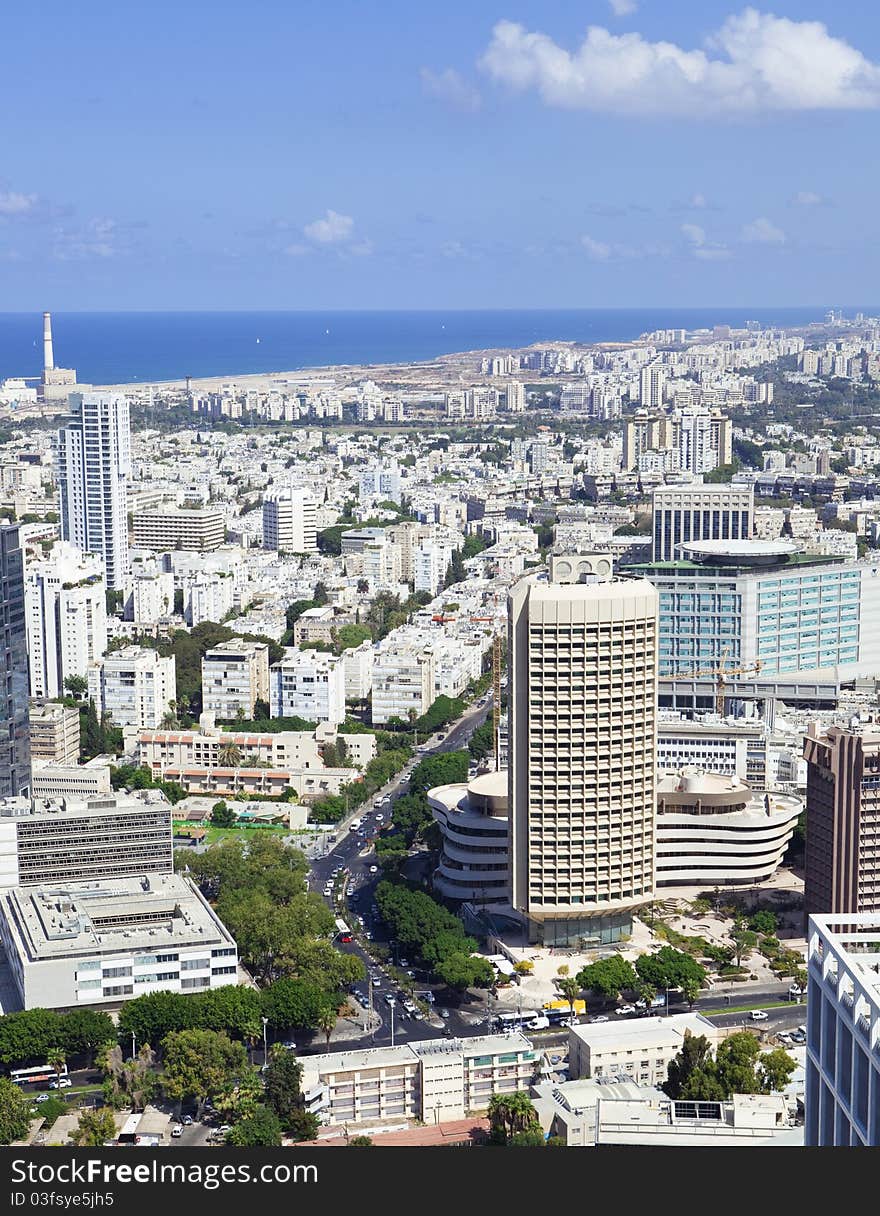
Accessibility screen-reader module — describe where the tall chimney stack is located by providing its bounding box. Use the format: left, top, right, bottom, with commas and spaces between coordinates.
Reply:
42, 312, 55, 371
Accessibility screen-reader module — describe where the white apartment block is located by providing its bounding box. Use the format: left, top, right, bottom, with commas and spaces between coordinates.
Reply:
568, 1014, 723, 1088
131, 508, 225, 552
359, 462, 402, 505
30, 762, 112, 799
300, 1033, 537, 1128
371, 643, 435, 725
414, 542, 452, 597
505, 381, 526, 413
269, 648, 346, 725
25, 543, 108, 700
88, 646, 177, 729
201, 639, 270, 719
262, 488, 318, 554
361, 538, 403, 588
27, 702, 81, 766
126, 573, 175, 623
806, 914, 880, 1146
343, 640, 374, 701
182, 573, 235, 627
55, 392, 131, 591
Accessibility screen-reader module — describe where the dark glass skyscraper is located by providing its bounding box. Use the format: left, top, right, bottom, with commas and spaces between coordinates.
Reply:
0, 526, 31, 797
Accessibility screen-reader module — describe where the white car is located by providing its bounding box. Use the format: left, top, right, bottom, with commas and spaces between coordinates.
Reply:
369, 866, 378, 874
750, 1009, 769, 1021
788, 984, 806, 996
49, 1078, 72, 1089
617, 1004, 637, 1016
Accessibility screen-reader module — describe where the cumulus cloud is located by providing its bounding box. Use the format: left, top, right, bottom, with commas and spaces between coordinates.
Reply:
609, 0, 638, 14
420, 67, 482, 112
303, 209, 354, 244
791, 190, 827, 206
0, 190, 37, 216
681, 222, 730, 260
478, 10, 880, 116
580, 235, 612, 260
742, 216, 786, 243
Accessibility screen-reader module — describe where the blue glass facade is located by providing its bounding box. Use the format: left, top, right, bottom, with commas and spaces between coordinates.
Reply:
756, 569, 859, 674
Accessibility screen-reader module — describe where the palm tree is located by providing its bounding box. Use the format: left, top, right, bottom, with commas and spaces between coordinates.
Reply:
217, 740, 242, 768
160, 710, 179, 729
555, 976, 582, 1021
47, 1047, 66, 1079
317, 1007, 337, 1050
636, 980, 657, 1012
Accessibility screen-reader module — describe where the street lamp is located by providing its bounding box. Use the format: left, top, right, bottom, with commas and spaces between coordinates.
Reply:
388, 998, 396, 1047
261, 1016, 268, 1067
131, 1032, 136, 1060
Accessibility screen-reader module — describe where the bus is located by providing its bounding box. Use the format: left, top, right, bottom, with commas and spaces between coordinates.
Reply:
495, 1010, 549, 1032
334, 916, 353, 944
10, 1063, 69, 1086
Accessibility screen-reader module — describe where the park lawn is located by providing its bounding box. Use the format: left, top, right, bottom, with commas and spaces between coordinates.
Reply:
703, 1000, 800, 1017
173, 821, 291, 846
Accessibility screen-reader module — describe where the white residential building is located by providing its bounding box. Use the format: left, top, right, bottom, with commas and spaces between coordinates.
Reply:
126, 573, 175, 623
568, 1014, 723, 1088
342, 640, 374, 702
262, 488, 318, 554
182, 573, 235, 627
201, 639, 270, 719
371, 642, 435, 725
55, 392, 131, 590
359, 462, 402, 505
505, 382, 526, 413
269, 648, 346, 725
414, 541, 452, 597
88, 646, 177, 729
25, 543, 107, 700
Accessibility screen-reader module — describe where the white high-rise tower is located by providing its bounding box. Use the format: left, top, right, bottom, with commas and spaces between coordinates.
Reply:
55, 393, 131, 591
508, 562, 659, 946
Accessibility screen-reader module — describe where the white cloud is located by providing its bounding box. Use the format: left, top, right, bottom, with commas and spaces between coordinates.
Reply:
792, 190, 826, 206
303, 210, 354, 244
681, 222, 730, 260
742, 216, 786, 243
478, 10, 880, 116
690, 193, 707, 209
420, 67, 482, 112
284, 243, 310, 257
609, 0, 637, 15
0, 191, 37, 216
580, 235, 612, 260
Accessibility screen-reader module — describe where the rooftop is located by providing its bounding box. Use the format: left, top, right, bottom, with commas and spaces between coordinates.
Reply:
570, 1012, 718, 1049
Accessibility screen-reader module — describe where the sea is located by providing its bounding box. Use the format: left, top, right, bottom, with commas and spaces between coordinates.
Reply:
0, 307, 871, 387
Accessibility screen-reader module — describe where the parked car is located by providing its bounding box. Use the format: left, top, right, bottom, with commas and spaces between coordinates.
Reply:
590, 1015, 609, 1024
789, 983, 806, 996
171, 1125, 183, 1138
750, 1009, 769, 1021
34, 1093, 51, 1104
49, 1078, 72, 1089
438, 1008, 450, 1020
181, 1115, 194, 1126
617, 1004, 637, 1016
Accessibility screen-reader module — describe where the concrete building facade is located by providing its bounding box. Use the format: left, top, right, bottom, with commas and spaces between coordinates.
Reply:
25, 543, 107, 700
88, 646, 177, 730
131, 508, 225, 553
201, 639, 270, 720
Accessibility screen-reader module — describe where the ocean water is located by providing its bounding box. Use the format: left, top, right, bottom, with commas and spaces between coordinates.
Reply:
0, 307, 870, 386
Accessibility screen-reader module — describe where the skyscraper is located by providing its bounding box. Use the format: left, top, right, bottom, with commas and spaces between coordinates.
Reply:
55, 392, 131, 590
803, 723, 880, 920
0, 527, 31, 798
508, 563, 659, 946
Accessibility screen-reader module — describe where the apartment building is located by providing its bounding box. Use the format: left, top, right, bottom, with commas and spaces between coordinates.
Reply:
28, 702, 80, 766
343, 640, 373, 702
262, 488, 317, 554
300, 1033, 537, 1127
269, 648, 346, 725
25, 543, 107, 700
508, 565, 658, 946
88, 646, 177, 729
0, 527, 31, 800
201, 639, 270, 719
371, 642, 435, 725
126, 573, 175, 623
131, 508, 225, 552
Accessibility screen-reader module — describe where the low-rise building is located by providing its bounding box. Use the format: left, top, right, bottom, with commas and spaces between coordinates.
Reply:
30, 761, 112, 800
429, 772, 510, 906
300, 1033, 537, 1127
568, 1014, 723, 1088
131, 508, 225, 552
0, 872, 238, 1009
594, 1092, 796, 1146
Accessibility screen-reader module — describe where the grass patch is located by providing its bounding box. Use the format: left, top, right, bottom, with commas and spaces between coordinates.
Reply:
703, 1001, 799, 1017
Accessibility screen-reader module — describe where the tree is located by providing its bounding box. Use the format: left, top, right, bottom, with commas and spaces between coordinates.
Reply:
312, 581, 329, 607
261, 978, 342, 1033
263, 1049, 303, 1120
576, 955, 637, 1000
664, 1032, 718, 1099
160, 1029, 249, 1118
436, 952, 495, 991
634, 947, 707, 993
227, 1105, 282, 1146
714, 1032, 763, 1096
60, 1009, 116, 1064
217, 741, 242, 768
759, 1047, 797, 1093
317, 1007, 337, 1050
347, 1135, 373, 1146
488, 1092, 542, 1145
508, 1128, 547, 1146
513, 961, 534, 976
731, 928, 758, 968
748, 910, 778, 936
286, 1107, 320, 1141
0, 1077, 32, 1144
100, 1043, 157, 1112
63, 674, 88, 700
681, 978, 702, 1010
636, 981, 657, 1012
555, 977, 582, 1020
210, 800, 237, 828
253, 698, 271, 721
71, 1107, 118, 1147
47, 1047, 67, 1077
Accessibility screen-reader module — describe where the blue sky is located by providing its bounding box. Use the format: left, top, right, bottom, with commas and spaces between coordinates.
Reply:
1, 0, 879, 310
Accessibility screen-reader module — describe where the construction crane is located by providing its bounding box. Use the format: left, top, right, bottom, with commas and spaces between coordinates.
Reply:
667, 648, 763, 715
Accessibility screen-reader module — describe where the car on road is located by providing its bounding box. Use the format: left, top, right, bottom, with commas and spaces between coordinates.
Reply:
791, 1031, 807, 1044
34, 1093, 51, 1103
375, 814, 385, 822
788, 983, 806, 996
750, 1009, 769, 1021
589, 1015, 609, 1024
369, 865, 378, 873
617, 1005, 637, 1016
182, 1115, 194, 1126
171, 1125, 183, 1138
49, 1078, 72, 1089
281, 1040, 297, 1050
438, 1008, 449, 1019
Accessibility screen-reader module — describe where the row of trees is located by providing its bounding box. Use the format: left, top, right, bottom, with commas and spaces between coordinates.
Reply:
374, 880, 494, 989
575, 946, 707, 1008
0, 1008, 116, 1067
308, 743, 413, 824
665, 1031, 796, 1100
374, 751, 470, 870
